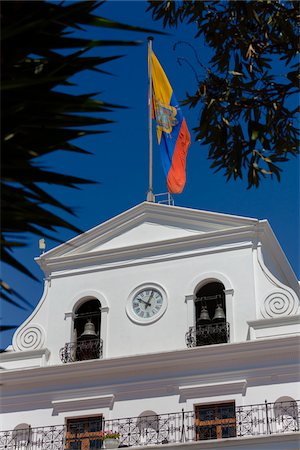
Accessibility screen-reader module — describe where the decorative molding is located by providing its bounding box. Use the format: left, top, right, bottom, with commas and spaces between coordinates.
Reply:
261, 291, 298, 318
187, 271, 234, 294
247, 315, 300, 340
12, 282, 49, 349
13, 324, 46, 351
52, 394, 115, 415
224, 288, 234, 296
64, 311, 75, 320
38, 226, 256, 279
179, 379, 247, 401
0, 347, 50, 362
257, 221, 300, 295
248, 315, 300, 329
114, 383, 178, 402
1, 337, 299, 413
2, 336, 298, 392
69, 290, 109, 312
256, 245, 299, 319
36, 202, 258, 260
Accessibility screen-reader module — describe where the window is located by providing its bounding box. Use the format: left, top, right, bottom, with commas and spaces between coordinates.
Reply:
66, 417, 103, 450
60, 299, 103, 363
194, 282, 229, 346
74, 300, 102, 361
195, 402, 236, 440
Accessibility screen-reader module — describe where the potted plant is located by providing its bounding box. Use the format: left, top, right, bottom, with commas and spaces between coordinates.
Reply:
100, 431, 120, 449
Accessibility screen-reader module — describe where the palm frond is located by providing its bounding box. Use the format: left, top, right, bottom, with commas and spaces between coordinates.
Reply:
1, 0, 163, 309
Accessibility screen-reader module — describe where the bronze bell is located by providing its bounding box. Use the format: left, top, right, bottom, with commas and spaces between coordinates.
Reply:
212, 304, 226, 322
198, 305, 211, 324
80, 320, 97, 339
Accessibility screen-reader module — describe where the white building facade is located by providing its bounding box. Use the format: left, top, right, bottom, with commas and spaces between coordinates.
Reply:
1, 202, 299, 449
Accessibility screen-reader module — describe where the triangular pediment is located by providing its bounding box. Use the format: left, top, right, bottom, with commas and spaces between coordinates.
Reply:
39, 202, 258, 260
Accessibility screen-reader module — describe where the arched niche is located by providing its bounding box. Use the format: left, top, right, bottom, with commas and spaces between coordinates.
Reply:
12, 424, 31, 445
136, 411, 159, 445
195, 281, 226, 325
185, 272, 234, 345
74, 298, 101, 343
62, 290, 109, 360
273, 397, 299, 433
188, 272, 233, 295
71, 298, 101, 362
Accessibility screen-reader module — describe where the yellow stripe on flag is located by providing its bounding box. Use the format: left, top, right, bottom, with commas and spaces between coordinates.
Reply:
150, 51, 173, 144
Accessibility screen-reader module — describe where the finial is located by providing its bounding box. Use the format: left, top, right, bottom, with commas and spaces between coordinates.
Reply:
39, 238, 46, 254
146, 190, 155, 202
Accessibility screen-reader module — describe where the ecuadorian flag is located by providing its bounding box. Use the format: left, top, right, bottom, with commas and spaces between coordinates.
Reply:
151, 51, 191, 194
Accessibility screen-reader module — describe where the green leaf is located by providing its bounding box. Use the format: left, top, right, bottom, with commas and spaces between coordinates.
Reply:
149, 0, 299, 188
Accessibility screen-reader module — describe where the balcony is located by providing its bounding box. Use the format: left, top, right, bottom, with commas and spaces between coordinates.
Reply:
1, 401, 298, 449
185, 322, 230, 347
59, 339, 103, 363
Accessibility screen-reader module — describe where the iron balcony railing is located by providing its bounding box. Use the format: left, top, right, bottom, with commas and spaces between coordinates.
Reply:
186, 322, 230, 347
59, 339, 103, 363
0, 401, 298, 449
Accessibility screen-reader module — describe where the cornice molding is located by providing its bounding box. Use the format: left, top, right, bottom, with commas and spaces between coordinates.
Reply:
36, 202, 258, 261
52, 394, 115, 415
248, 315, 300, 329
257, 221, 300, 293
185, 294, 194, 303
2, 363, 298, 414
41, 227, 256, 279
2, 336, 298, 387
179, 379, 247, 400
0, 347, 50, 362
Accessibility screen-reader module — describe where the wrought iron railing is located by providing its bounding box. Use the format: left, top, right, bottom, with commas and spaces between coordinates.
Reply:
0, 401, 298, 449
59, 338, 103, 363
186, 322, 230, 347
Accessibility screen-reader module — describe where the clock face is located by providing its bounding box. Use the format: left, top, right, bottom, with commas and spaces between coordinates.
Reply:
132, 289, 163, 320
126, 285, 167, 324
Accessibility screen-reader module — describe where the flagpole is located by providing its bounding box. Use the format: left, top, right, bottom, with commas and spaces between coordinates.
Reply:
146, 37, 155, 202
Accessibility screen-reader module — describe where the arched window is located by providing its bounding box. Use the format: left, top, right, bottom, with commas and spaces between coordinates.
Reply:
74, 299, 102, 362
193, 282, 229, 346
274, 397, 299, 433
74, 299, 101, 340
60, 298, 103, 363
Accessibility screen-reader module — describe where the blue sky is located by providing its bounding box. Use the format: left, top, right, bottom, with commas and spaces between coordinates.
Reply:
1, 1, 299, 348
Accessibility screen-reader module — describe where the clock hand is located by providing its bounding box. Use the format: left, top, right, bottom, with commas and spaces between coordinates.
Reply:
139, 299, 149, 306
145, 291, 154, 309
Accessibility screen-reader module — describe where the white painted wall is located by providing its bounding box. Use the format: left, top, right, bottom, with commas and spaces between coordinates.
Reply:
11, 246, 256, 365
1, 204, 299, 447
1, 380, 299, 430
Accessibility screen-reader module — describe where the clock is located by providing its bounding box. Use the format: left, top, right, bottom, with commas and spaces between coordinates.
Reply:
126, 285, 167, 324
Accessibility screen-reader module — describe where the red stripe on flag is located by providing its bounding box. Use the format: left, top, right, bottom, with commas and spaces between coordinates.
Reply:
167, 120, 191, 194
